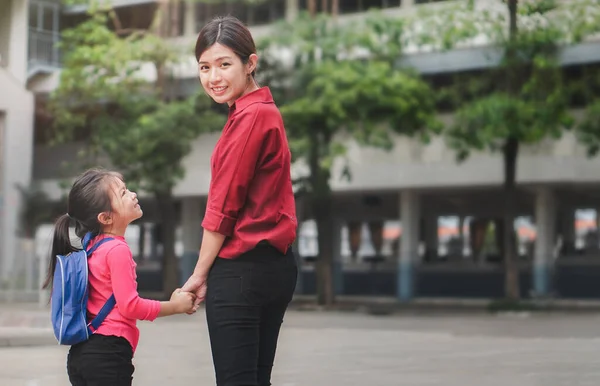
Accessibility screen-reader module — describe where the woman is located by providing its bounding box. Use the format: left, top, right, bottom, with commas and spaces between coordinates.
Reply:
181, 15, 298, 386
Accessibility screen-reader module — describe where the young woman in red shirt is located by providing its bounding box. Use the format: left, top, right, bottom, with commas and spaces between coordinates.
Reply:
181, 15, 298, 386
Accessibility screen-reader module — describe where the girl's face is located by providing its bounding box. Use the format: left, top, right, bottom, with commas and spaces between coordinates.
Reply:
100, 177, 142, 235
197, 43, 258, 106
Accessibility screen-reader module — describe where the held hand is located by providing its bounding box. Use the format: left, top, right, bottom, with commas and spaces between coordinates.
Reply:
170, 288, 196, 314
181, 274, 208, 312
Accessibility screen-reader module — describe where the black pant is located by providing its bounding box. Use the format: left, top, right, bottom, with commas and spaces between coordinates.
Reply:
206, 245, 298, 386
67, 334, 134, 386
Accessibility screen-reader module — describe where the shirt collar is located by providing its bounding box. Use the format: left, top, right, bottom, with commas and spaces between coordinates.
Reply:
230, 87, 274, 113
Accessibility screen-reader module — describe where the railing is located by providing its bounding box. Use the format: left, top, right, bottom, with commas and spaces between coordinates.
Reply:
28, 28, 60, 72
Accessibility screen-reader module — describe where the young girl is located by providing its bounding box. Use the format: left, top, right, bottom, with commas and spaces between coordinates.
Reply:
43, 168, 196, 386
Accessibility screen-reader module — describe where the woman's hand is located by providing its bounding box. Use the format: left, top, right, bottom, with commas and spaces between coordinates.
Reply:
181, 274, 208, 313
181, 229, 225, 314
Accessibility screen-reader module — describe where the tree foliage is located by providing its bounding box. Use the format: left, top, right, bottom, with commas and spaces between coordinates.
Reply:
259, 13, 440, 305
49, 8, 224, 295
409, 0, 600, 300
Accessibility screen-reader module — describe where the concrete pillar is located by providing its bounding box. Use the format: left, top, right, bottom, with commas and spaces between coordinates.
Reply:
398, 190, 420, 301
0, 52, 34, 282
533, 188, 556, 297
184, 0, 196, 37
180, 197, 204, 285
8, 0, 28, 84
0, 0, 32, 281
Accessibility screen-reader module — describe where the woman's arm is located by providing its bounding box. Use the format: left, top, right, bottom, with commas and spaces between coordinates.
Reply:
193, 229, 226, 279
181, 229, 225, 306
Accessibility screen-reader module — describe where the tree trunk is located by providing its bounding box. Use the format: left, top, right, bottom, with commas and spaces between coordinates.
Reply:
331, 0, 339, 20
156, 191, 179, 297
503, 0, 520, 301
308, 0, 317, 17
154, 0, 170, 38
321, 0, 329, 13
503, 137, 520, 300
308, 131, 335, 306
314, 197, 334, 306
508, 0, 518, 39
169, 0, 181, 37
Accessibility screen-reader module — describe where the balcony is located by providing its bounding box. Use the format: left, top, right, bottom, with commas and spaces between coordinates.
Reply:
28, 29, 60, 77
27, 0, 61, 79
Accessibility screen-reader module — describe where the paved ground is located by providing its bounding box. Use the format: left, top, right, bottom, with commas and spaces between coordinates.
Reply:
2, 307, 600, 385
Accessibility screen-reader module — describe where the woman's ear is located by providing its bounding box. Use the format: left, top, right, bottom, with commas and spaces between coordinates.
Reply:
247, 53, 258, 75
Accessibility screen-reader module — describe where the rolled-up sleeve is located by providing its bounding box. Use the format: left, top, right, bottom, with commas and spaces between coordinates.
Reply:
202, 107, 275, 236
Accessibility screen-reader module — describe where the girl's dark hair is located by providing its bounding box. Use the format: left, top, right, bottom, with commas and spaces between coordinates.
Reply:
195, 16, 257, 77
43, 168, 122, 289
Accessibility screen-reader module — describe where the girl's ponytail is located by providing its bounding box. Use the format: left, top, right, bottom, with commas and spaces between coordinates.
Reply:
43, 214, 77, 289
42, 168, 121, 289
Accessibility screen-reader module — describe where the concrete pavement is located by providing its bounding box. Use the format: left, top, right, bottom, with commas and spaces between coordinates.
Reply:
0, 303, 54, 348
3, 295, 600, 348
2, 307, 600, 385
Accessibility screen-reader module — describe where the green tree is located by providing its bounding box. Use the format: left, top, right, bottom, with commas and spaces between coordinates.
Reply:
413, 0, 600, 300
573, 1, 600, 155
49, 9, 224, 296
259, 13, 440, 306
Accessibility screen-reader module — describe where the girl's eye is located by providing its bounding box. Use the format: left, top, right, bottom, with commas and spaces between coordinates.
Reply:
199, 65, 208, 71
221, 63, 230, 68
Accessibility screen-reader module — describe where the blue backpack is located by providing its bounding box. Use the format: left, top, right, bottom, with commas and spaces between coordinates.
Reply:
51, 232, 116, 345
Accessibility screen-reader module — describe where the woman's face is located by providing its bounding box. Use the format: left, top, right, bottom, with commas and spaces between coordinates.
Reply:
197, 43, 258, 106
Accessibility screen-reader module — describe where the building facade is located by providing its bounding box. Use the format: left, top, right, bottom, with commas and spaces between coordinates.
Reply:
17, 0, 600, 299
0, 0, 36, 283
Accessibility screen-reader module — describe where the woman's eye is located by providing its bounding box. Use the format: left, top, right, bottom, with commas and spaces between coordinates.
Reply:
221, 63, 230, 68
199, 65, 208, 71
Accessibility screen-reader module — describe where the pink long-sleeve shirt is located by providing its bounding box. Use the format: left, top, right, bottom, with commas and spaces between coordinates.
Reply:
86, 234, 161, 353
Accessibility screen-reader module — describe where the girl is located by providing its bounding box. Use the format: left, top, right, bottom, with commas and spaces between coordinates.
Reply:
43, 168, 196, 386
181, 15, 298, 386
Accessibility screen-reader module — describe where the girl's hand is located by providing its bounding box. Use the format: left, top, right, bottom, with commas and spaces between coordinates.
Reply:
170, 288, 196, 314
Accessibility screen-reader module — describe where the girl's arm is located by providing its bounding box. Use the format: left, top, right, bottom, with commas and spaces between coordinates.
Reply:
107, 244, 193, 319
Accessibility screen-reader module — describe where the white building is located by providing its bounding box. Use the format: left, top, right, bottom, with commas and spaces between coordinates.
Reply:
0, 0, 36, 283
9, 0, 600, 299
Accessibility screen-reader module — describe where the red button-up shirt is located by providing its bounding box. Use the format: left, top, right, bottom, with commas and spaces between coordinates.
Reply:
202, 87, 297, 258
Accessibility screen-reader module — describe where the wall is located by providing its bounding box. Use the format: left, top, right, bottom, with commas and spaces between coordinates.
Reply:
33, 110, 600, 199
0, 0, 35, 281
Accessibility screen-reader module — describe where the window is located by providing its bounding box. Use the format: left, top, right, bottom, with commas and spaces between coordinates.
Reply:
28, 1, 60, 69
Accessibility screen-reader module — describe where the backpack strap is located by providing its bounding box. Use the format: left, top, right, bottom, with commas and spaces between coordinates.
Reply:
83, 233, 117, 333
88, 294, 116, 332
85, 237, 114, 256
82, 232, 94, 250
